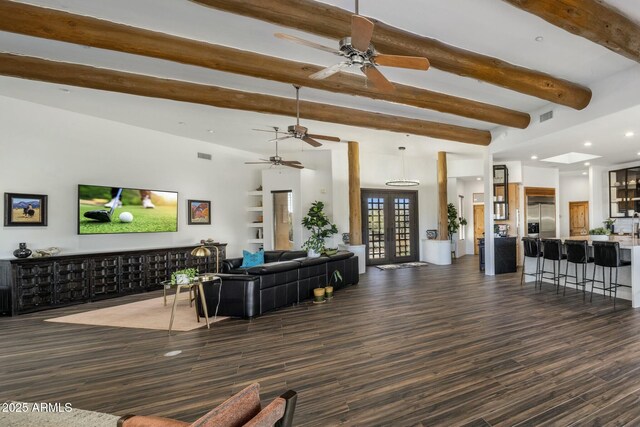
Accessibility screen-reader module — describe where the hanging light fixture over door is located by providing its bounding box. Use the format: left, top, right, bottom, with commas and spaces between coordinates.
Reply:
386, 146, 420, 187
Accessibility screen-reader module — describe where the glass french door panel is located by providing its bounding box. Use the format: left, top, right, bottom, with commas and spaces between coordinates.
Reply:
367, 197, 386, 260
394, 197, 412, 258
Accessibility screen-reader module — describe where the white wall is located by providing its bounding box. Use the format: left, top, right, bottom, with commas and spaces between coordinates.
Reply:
558, 174, 590, 237
0, 97, 260, 258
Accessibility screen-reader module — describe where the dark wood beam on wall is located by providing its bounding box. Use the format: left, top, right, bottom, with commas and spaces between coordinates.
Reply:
502, 0, 640, 64
191, 0, 592, 110
0, 54, 492, 146
0, 0, 529, 129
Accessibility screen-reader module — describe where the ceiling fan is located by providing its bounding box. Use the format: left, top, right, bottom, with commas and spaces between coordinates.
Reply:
274, 0, 430, 92
266, 85, 341, 147
245, 127, 304, 169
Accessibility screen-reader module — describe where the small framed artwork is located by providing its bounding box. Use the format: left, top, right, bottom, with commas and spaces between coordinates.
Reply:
426, 229, 438, 240
188, 200, 211, 225
4, 193, 48, 226
473, 193, 485, 203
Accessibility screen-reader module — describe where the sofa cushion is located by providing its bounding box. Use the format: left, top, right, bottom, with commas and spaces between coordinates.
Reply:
298, 256, 330, 267
241, 249, 264, 268
263, 251, 285, 263
279, 250, 308, 261
328, 251, 353, 261
246, 261, 300, 275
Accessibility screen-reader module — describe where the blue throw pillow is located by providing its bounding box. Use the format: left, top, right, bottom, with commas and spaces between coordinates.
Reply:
241, 249, 264, 268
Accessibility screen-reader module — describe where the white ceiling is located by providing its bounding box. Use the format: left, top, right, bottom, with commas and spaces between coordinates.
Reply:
0, 0, 639, 160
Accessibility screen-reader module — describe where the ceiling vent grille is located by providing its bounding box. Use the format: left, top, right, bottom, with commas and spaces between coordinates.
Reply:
539, 110, 554, 123
197, 152, 212, 160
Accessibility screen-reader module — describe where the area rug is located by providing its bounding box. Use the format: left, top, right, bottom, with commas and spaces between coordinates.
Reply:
376, 261, 429, 270
0, 402, 118, 427
45, 295, 228, 331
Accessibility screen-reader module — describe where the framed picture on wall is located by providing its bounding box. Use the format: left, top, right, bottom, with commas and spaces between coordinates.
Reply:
473, 193, 485, 204
187, 200, 211, 225
4, 193, 48, 226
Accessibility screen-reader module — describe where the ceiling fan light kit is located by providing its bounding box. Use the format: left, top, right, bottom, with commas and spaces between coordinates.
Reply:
386, 146, 420, 187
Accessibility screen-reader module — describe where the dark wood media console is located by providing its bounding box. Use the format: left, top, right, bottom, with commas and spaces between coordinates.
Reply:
0, 244, 226, 316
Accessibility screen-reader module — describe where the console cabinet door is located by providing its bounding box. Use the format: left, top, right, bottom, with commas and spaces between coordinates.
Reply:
55, 259, 89, 305
146, 252, 169, 288
16, 263, 54, 313
91, 257, 120, 299
120, 254, 145, 293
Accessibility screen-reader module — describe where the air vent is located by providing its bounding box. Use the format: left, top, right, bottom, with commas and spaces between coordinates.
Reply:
539, 110, 554, 123
197, 152, 212, 160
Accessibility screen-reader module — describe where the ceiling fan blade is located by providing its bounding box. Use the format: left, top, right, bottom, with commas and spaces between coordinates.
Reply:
361, 65, 395, 92
307, 133, 341, 142
245, 162, 272, 165
309, 62, 351, 80
274, 33, 343, 55
351, 15, 374, 52
252, 128, 278, 133
281, 161, 305, 169
373, 54, 430, 71
269, 135, 293, 142
302, 136, 323, 147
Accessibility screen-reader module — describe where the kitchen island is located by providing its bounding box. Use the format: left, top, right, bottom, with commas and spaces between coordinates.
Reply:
523, 236, 640, 308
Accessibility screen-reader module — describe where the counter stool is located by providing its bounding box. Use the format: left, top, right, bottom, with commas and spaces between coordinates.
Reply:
563, 240, 594, 299
521, 237, 543, 287
591, 241, 631, 310
541, 239, 567, 293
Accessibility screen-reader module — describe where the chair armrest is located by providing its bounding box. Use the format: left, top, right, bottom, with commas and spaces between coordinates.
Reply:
118, 415, 189, 427
275, 390, 297, 427
243, 397, 286, 427
222, 258, 243, 272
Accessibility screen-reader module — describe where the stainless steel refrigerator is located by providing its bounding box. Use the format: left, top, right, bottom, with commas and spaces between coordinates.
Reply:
526, 196, 556, 238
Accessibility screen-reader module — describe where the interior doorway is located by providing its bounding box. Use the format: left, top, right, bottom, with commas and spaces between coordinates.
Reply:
569, 201, 589, 236
361, 189, 419, 265
272, 190, 293, 250
473, 204, 485, 255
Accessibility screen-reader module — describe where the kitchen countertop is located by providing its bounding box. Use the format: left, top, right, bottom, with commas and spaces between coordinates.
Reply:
559, 235, 640, 249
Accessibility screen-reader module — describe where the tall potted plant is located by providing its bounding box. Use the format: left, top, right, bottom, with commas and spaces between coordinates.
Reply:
302, 201, 338, 258
447, 203, 467, 256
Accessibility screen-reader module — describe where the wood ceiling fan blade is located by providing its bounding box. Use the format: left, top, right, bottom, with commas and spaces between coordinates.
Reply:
361, 65, 395, 92
351, 15, 374, 52
374, 54, 430, 71
302, 136, 323, 147
307, 133, 341, 142
274, 33, 342, 56
245, 161, 272, 164
309, 62, 350, 80
269, 135, 293, 142
281, 161, 305, 169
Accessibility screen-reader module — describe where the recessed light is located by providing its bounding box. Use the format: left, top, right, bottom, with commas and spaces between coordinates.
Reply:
626, 131, 635, 138
58, 88, 70, 93
582, 172, 588, 175
178, 121, 185, 125
584, 141, 592, 147
636, 152, 640, 156
535, 36, 544, 42
531, 155, 538, 160
207, 129, 214, 134
584, 162, 590, 166
476, 177, 482, 181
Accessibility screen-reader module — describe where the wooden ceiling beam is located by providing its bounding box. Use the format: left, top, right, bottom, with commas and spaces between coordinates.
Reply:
0, 0, 529, 129
0, 54, 491, 146
191, 0, 592, 110
502, 0, 640, 64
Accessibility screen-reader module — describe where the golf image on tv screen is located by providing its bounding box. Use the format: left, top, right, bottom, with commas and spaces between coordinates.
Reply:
78, 185, 178, 234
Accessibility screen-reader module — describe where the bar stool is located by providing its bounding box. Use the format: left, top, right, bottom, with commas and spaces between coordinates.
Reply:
520, 237, 543, 287
563, 240, 594, 299
591, 241, 631, 310
540, 239, 567, 293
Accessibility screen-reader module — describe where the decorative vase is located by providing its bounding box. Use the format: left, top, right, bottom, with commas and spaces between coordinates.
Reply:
589, 234, 609, 241
342, 233, 350, 244
325, 286, 334, 299
13, 243, 32, 259
307, 249, 321, 258
313, 287, 326, 303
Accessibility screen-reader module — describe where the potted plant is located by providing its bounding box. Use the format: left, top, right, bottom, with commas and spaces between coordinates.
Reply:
447, 203, 467, 255
171, 268, 197, 285
325, 270, 343, 299
589, 227, 610, 241
603, 218, 616, 233
302, 201, 338, 258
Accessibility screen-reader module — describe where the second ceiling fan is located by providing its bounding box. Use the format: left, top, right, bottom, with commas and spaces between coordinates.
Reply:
275, 0, 430, 92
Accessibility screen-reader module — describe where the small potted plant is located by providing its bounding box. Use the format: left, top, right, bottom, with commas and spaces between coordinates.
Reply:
589, 227, 610, 241
171, 268, 197, 285
447, 203, 467, 255
603, 218, 616, 233
324, 270, 343, 299
302, 201, 338, 258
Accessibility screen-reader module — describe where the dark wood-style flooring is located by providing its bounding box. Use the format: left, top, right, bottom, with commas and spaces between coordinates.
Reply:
2, 256, 640, 426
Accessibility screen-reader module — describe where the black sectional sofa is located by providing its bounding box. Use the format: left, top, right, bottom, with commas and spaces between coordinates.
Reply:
198, 250, 359, 318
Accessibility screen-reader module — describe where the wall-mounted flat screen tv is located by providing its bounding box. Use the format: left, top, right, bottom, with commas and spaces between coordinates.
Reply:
78, 184, 178, 235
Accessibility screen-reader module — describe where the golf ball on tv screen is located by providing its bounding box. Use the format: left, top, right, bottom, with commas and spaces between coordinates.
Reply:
119, 212, 134, 223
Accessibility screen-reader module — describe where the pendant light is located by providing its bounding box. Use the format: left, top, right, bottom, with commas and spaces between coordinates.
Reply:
385, 146, 420, 187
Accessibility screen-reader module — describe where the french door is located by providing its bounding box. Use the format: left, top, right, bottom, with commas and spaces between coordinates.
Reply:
361, 189, 419, 265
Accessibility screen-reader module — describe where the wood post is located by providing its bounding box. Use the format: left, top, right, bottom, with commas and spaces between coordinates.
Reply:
348, 141, 363, 246
438, 152, 449, 241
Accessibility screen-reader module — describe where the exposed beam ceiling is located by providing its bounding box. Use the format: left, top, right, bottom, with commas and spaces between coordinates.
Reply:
191, 0, 593, 110
0, 0, 530, 129
502, 0, 640, 64
0, 54, 492, 146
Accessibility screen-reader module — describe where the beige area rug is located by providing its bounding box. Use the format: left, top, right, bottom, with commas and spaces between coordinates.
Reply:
45, 294, 228, 332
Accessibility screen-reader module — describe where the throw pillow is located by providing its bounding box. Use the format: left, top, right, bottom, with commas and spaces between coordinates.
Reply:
241, 249, 265, 268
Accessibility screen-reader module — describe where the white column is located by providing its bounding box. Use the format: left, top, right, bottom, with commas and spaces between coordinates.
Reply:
484, 151, 495, 276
